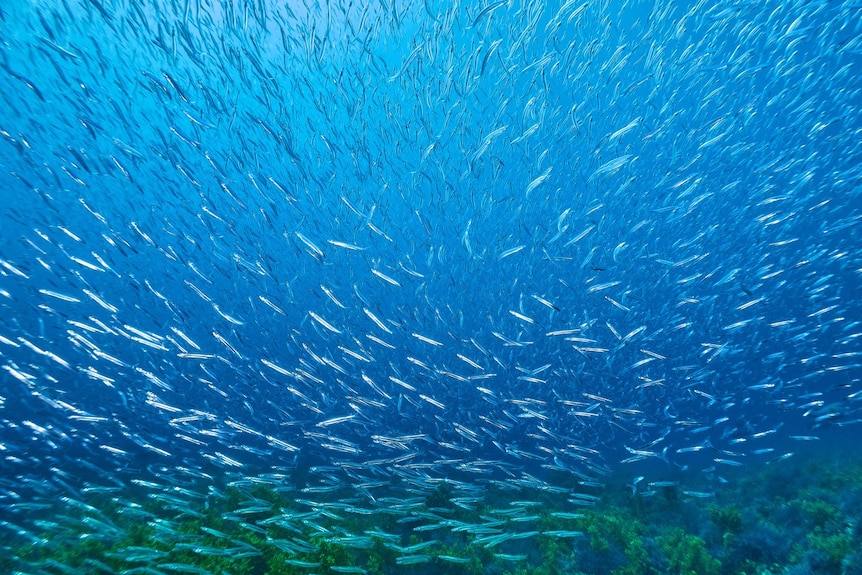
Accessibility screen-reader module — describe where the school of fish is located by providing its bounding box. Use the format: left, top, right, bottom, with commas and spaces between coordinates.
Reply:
1, 0, 861, 570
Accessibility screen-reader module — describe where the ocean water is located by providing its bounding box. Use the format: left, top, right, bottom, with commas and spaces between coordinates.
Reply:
1, 1, 861, 573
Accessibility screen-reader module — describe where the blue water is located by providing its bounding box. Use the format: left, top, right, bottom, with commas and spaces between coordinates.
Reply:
1, 0, 861, 502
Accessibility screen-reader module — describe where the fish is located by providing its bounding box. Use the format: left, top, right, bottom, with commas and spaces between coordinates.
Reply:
0, 3, 859, 574
468, 1, 508, 29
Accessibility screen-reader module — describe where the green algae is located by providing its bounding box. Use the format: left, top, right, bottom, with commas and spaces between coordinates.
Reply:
6, 454, 862, 575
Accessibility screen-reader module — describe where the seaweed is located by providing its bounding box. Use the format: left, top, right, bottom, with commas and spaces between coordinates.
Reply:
6, 454, 862, 575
